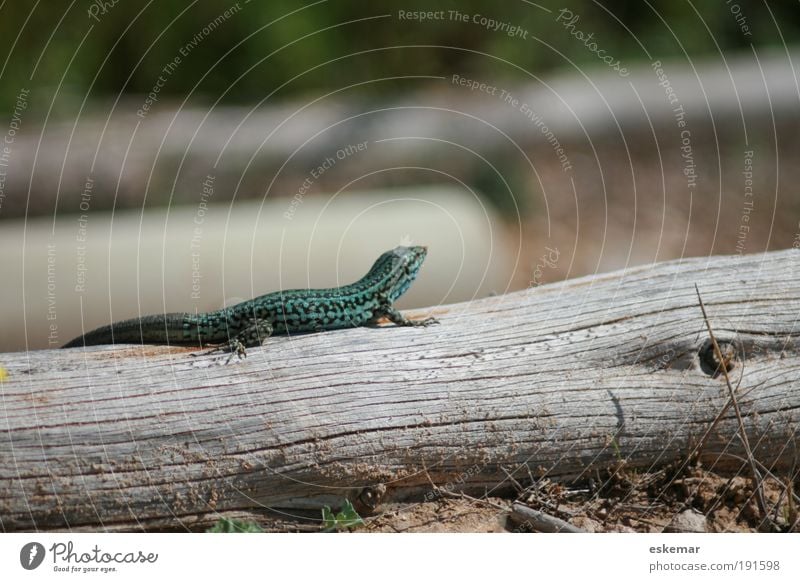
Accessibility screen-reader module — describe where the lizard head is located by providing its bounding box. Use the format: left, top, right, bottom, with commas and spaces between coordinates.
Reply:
371, 245, 429, 302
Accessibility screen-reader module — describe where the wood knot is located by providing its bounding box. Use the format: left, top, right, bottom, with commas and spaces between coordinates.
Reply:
698, 338, 740, 377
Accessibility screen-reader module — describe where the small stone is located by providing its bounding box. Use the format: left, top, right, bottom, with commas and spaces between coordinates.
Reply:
572, 517, 602, 533
665, 509, 708, 533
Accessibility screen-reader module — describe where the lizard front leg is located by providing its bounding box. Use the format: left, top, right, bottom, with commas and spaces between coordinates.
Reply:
371, 293, 439, 327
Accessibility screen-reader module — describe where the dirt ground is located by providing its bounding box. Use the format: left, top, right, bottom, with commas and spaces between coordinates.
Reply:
357, 463, 797, 533
216, 461, 797, 533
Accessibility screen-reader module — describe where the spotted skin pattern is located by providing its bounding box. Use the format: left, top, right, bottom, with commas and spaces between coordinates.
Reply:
63, 246, 438, 354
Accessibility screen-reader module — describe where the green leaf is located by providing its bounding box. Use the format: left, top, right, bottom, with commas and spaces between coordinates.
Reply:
320, 500, 364, 532
321, 506, 338, 531
336, 500, 365, 528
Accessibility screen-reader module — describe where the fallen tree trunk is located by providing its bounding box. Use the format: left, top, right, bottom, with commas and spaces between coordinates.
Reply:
1, 249, 799, 531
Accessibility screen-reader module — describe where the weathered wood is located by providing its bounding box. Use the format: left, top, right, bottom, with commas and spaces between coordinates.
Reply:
1, 249, 799, 531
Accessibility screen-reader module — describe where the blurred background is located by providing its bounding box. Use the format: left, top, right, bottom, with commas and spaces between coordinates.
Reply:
1, 0, 799, 351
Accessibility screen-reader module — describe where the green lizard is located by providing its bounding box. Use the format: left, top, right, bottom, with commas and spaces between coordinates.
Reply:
63, 246, 438, 356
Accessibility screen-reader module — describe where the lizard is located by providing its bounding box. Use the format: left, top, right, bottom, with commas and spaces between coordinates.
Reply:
62, 245, 438, 357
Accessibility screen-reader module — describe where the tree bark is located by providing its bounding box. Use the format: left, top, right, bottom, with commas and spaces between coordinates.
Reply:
2, 249, 799, 531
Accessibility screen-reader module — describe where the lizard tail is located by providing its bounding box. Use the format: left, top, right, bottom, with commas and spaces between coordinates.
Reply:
62, 313, 200, 348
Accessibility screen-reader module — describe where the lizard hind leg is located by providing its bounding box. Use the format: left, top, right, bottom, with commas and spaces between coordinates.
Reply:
382, 306, 439, 327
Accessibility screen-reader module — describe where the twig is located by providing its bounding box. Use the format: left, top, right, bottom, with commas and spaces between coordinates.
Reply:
510, 503, 586, 533
787, 477, 798, 532
692, 352, 746, 458
694, 284, 771, 528
501, 466, 525, 495
421, 461, 507, 511
711, 452, 800, 508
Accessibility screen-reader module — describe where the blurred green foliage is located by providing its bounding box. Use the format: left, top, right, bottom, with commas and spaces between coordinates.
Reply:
1, 0, 796, 111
